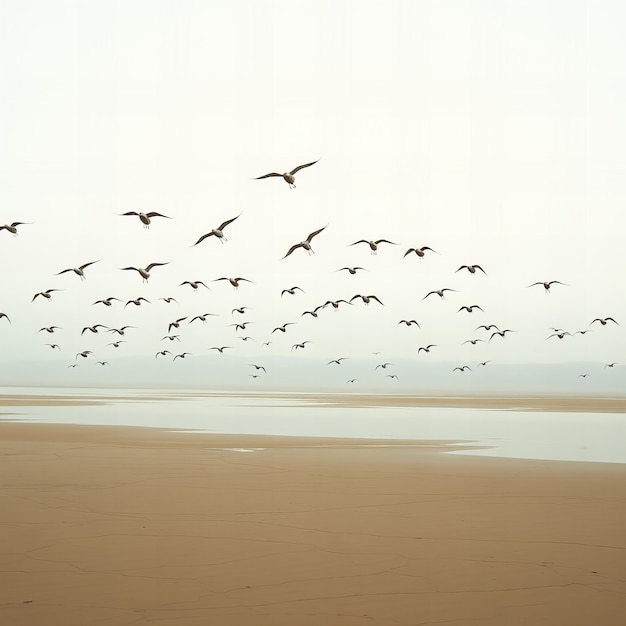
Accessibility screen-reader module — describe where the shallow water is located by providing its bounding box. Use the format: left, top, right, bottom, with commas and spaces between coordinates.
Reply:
1, 387, 625, 464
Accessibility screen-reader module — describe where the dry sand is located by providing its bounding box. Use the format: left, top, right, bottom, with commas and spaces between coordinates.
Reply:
1, 421, 625, 626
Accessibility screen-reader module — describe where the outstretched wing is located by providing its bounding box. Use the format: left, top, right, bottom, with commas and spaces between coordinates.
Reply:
282, 242, 303, 259
289, 160, 319, 175
255, 172, 282, 180
218, 214, 240, 230
146, 262, 169, 272
306, 225, 327, 242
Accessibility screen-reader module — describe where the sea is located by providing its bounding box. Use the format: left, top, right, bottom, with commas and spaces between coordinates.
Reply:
1, 386, 625, 464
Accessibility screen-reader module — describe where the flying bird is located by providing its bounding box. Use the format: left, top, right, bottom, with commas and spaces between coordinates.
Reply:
125, 297, 151, 307
272, 323, 295, 333
547, 332, 572, 340
375, 362, 395, 370
45, 344, 61, 350
423, 288, 457, 300
119, 211, 172, 228
398, 319, 420, 327
249, 364, 267, 372
81, 324, 108, 335
418, 345, 437, 354
121, 262, 169, 283
292, 341, 311, 350
605, 362, 618, 368
214, 277, 253, 288
0, 312, 10, 324
108, 326, 135, 336
193, 214, 240, 245
32, 289, 62, 302
76, 350, 94, 360
0, 221, 32, 235
38, 326, 62, 334
281, 286, 305, 297
349, 239, 397, 254
327, 358, 348, 365
173, 353, 192, 361
159, 297, 179, 304
386, 374, 399, 380
155, 350, 172, 358
282, 226, 327, 259
93, 297, 122, 307
337, 266, 366, 275
180, 280, 209, 290
254, 159, 319, 188
209, 346, 232, 353
463, 338, 485, 345
350, 294, 384, 305
403, 246, 438, 258
591, 317, 619, 326
490, 329, 515, 341
57, 260, 99, 280
458, 305, 484, 313
527, 280, 568, 292
189, 313, 217, 324
106, 341, 126, 348
232, 306, 251, 315
476, 324, 500, 332
453, 366, 472, 372
456, 265, 487, 275
323, 299, 353, 311
168, 317, 188, 332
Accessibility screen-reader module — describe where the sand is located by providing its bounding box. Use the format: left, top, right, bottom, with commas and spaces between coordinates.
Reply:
1, 421, 626, 626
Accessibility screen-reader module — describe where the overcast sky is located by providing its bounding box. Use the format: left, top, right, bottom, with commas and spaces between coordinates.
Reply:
1, 0, 625, 390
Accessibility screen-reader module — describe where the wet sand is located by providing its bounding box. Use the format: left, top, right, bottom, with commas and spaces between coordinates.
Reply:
1, 422, 625, 625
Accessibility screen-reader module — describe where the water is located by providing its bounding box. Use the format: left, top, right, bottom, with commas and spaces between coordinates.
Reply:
1, 387, 625, 464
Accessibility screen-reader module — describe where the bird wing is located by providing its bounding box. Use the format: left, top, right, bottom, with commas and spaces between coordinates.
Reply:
146, 262, 168, 271
289, 160, 319, 175
255, 172, 282, 179
282, 242, 303, 259
306, 225, 327, 242
146, 212, 172, 219
218, 215, 240, 230
193, 233, 213, 245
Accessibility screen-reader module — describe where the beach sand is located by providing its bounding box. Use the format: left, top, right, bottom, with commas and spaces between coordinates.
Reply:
1, 421, 625, 626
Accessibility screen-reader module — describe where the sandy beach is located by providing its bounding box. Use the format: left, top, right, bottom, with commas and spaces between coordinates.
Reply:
1, 420, 625, 626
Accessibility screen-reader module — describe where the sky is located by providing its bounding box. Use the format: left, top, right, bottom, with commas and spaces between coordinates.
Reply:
1, 0, 625, 391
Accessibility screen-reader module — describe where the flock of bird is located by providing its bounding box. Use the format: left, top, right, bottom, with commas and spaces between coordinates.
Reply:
1, 158, 623, 388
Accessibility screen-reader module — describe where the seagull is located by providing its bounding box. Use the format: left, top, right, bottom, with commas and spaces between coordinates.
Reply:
281, 286, 305, 297
458, 305, 484, 313
230, 322, 253, 331
106, 341, 126, 348
188, 313, 217, 324
173, 353, 192, 361
282, 226, 327, 259
81, 324, 108, 335
398, 319, 420, 327
573, 329, 592, 336
249, 374, 262, 379
254, 159, 319, 188
214, 277, 253, 288
477, 360, 491, 367
180, 280, 209, 290
386, 374, 399, 380
209, 346, 232, 353
0, 221, 32, 235
605, 362, 618, 368
591, 317, 619, 326
125, 297, 151, 307
292, 341, 311, 350
95, 361, 109, 366
347, 379, 358, 383
32, 289, 62, 302
168, 317, 188, 333
375, 362, 395, 370
547, 332, 572, 340
38, 326, 62, 334
453, 366, 472, 372
44, 344, 61, 350
249, 364, 266, 372
527, 280, 568, 292
193, 214, 240, 245
119, 211, 172, 228
108, 326, 135, 336
327, 358, 348, 365
57, 260, 99, 280
93, 297, 122, 307
232, 306, 251, 315
350, 294, 384, 305
155, 350, 172, 358
161, 334, 181, 342
418, 345, 437, 354
238, 336, 253, 342
578, 374, 590, 379
423, 288, 457, 300
476, 324, 500, 332
121, 262, 169, 283
463, 338, 485, 345
76, 350, 93, 360
349, 239, 397, 255
68, 364, 78, 368
337, 266, 366, 275
403, 246, 438, 258
456, 265, 487, 275
489, 329, 515, 341
0, 312, 10, 323
159, 297, 179, 304
323, 299, 353, 311
272, 323, 295, 333
301, 308, 323, 318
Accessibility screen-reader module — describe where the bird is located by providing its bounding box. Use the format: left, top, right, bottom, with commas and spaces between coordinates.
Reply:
350, 294, 384, 305
214, 277, 253, 288
578, 374, 590, 379
168, 317, 188, 332
281, 286, 305, 297
605, 362, 618, 368
386, 374, 399, 380
119, 211, 172, 228
573, 329, 592, 336
159, 297, 179, 304
349, 239, 397, 255
232, 306, 251, 315
32, 289, 62, 302
254, 159, 319, 188
547, 331, 572, 340
95, 361, 109, 366
108, 326, 135, 336
189, 313, 217, 324
292, 341, 311, 350
193, 214, 240, 245
458, 305, 484, 313
453, 366, 472, 372
68, 364, 78, 368
323, 299, 353, 311
106, 341, 126, 348
209, 346, 232, 353
180, 280, 209, 290
125, 297, 151, 307
57, 260, 99, 280
44, 344, 61, 350
173, 353, 192, 361
0, 312, 10, 324
161, 334, 181, 342
490, 329, 515, 341
375, 362, 395, 370
282, 226, 327, 259
121, 262, 169, 283
93, 297, 122, 307
476, 324, 500, 332
249, 364, 266, 372
230, 322, 253, 331
76, 350, 93, 360
337, 266, 366, 275
527, 280, 568, 292
403, 246, 438, 258
272, 323, 295, 333
249, 374, 262, 379
418, 345, 437, 354
0, 221, 32, 235
38, 326, 62, 334
591, 317, 619, 326
423, 288, 457, 300
155, 350, 172, 358
463, 338, 485, 345
477, 360, 491, 367
302, 305, 326, 318
456, 265, 487, 275
347, 379, 358, 383
398, 319, 420, 327
327, 358, 348, 365
81, 324, 108, 335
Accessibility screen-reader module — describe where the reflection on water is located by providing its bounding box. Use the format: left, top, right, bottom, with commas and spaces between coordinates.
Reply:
1, 387, 625, 464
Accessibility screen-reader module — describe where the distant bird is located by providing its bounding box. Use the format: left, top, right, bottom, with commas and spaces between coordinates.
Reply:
214, 277, 253, 288
578, 374, 590, 379
249, 374, 261, 379
95, 361, 109, 366
272, 323, 295, 333
262, 341, 272, 347
463, 338, 485, 345
489, 329, 515, 341
81, 324, 108, 335
573, 330, 592, 336
301, 307, 324, 318
375, 362, 395, 370
155, 350, 172, 358
337, 266, 366, 275
403, 246, 438, 258
108, 326, 135, 336
398, 319, 420, 327
232, 307, 250, 315
527, 280, 568, 292
0, 312, 10, 323
249, 364, 266, 373
350, 294, 384, 305
121, 262, 169, 283
386, 374, 399, 380
32, 289, 62, 302
282, 226, 327, 259
57, 260, 99, 280
292, 341, 311, 350
418, 345, 437, 354
347, 379, 358, 383
193, 214, 240, 245
76, 350, 93, 360
254, 159, 319, 188
458, 305, 484, 313
125, 297, 151, 308
159, 297, 179, 304
423, 288, 457, 300
180, 280, 209, 290
38, 326, 62, 334
173, 353, 192, 361
189, 313, 217, 324
327, 358, 348, 365
106, 341, 125, 348
68, 364, 78, 368
45, 344, 61, 350
323, 299, 353, 311
476, 324, 500, 332
349, 239, 397, 255
281, 286, 305, 297
209, 346, 232, 353
547, 332, 572, 340
477, 360, 491, 367
230, 322, 253, 331
453, 366, 472, 372
93, 297, 122, 307
591, 317, 619, 326
456, 265, 487, 275
605, 362, 618, 368
161, 334, 181, 342
0, 221, 32, 235
168, 317, 188, 333
119, 211, 172, 228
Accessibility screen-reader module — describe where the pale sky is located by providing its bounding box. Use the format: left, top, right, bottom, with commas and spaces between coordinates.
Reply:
1, 0, 625, 390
